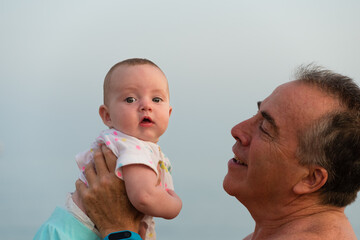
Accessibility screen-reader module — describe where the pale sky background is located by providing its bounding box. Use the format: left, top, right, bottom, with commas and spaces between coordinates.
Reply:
0, 1, 359, 239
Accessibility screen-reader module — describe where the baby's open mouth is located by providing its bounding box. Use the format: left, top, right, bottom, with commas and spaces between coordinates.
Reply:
141, 117, 153, 124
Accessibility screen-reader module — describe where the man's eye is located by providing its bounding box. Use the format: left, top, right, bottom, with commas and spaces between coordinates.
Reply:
259, 120, 274, 139
125, 97, 136, 103
259, 123, 267, 134
152, 97, 162, 103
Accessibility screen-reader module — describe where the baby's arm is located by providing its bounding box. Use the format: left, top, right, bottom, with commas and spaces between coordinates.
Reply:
122, 164, 182, 219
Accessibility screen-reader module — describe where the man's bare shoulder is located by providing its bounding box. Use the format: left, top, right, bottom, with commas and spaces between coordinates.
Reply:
242, 209, 357, 240
243, 232, 356, 240
242, 221, 357, 240
275, 230, 357, 240
273, 224, 356, 240
280, 210, 357, 240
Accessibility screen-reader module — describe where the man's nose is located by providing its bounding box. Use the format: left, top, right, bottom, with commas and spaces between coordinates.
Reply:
231, 119, 252, 146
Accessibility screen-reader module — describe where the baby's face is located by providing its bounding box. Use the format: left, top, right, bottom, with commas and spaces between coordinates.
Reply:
102, 64, 172, 143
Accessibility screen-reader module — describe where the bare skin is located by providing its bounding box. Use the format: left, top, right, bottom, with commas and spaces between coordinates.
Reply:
75, 81, 358, 239
242, 205, 356, 240
224, 81, 357, 240
75, 145, 143, 238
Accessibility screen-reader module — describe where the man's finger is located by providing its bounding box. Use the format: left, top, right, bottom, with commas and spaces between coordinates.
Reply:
93, 145, 110, 176
101, 145, 117, 172
75, 179, 90, 208
75, 179, 88, 195
84, 160, 97, 186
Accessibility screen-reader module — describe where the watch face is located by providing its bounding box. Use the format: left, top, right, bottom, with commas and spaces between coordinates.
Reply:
109, 231, 132, 240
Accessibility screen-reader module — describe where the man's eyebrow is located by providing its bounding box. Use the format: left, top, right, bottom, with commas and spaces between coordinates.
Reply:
257, 101, 279, 134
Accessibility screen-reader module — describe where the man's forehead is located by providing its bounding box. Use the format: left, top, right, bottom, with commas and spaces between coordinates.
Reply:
261, 81, 341, 130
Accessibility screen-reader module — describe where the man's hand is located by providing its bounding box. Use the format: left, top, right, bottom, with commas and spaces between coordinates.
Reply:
76, 145, 143, 238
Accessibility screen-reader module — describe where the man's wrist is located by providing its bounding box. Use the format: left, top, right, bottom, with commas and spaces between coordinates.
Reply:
103, 231, 142, 240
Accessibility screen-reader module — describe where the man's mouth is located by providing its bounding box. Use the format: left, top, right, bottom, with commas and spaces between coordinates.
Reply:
232, 155, 247, 166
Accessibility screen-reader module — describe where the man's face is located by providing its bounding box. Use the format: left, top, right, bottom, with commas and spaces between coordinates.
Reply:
223, 81, 341, 208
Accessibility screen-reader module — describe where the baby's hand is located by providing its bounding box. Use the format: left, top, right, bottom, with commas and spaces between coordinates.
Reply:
165, 189, 182, 219
166, 189, 179, 198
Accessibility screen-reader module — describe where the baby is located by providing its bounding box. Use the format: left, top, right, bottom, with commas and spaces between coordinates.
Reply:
71, 58, 182, 239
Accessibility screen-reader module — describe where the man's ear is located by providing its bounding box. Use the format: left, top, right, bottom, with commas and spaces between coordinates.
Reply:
293, 166, 328, 195
99, 105, 113, 128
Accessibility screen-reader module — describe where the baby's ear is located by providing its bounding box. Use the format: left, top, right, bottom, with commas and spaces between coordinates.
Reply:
293, 166, 328, 195
169, 106, 173, 117
99, 105, 113, 128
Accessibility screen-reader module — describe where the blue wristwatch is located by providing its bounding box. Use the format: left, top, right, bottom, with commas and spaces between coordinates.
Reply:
103, 231, 142, 240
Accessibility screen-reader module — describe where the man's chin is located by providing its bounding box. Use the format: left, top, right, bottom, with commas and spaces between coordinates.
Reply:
222, 175, 235, 196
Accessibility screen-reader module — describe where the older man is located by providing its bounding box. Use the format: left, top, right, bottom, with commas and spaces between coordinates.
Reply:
77, 65, 360, 239
223, 65, 360, 239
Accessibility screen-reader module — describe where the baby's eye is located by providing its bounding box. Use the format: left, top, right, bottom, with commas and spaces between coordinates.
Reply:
125, 97, 136, 103
152, 97, 163, 103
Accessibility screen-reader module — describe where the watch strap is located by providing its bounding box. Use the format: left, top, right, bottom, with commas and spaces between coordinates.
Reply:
103, 231, 142, 240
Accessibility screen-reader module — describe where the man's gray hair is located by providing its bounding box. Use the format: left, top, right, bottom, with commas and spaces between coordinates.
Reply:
295, 64, 360, 207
